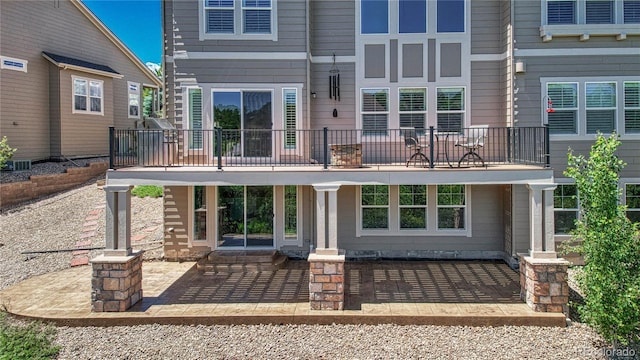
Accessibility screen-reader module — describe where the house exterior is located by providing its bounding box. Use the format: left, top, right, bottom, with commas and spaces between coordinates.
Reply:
0, 0, 162, 163
94, 0, 639, 313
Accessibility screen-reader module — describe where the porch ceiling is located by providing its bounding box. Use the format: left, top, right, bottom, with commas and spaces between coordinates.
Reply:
106, 166, 554, 187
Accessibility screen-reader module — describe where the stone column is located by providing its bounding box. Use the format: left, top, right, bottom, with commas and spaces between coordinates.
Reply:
520, 256, 570, 314
526, 183, 557, 259
309, 183, 345, 310
308, 252, 345, 310
91, 185, 143, 312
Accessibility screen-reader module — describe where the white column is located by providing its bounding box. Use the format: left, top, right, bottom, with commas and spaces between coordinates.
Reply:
313, 183, 341, 255
527, 183, 557, 259
104, 185, 133, 257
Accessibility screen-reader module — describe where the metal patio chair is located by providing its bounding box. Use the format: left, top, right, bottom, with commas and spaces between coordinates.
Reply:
454, 125, 488, 167
400, 127, 430, 167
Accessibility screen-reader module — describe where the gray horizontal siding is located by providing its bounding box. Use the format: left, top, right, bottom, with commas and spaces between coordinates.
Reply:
173, 59, 307, 83
470, 61, 504, 126
0, 0, 155, 161
309, 63, 356, 129
470, 0, 502, 55
549, 140, 640, 178
310, 0, 355, 56
171, 0, 307, 53
335, 185, 505, 253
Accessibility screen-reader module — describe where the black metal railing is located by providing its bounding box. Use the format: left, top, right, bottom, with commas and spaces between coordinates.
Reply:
109, 126, 549, 170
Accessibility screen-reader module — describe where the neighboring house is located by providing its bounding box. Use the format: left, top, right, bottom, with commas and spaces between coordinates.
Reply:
94, 0, 639, 313
0, 0, 162, 163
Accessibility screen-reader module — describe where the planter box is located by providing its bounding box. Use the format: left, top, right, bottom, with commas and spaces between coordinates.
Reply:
330, 144, 362, 168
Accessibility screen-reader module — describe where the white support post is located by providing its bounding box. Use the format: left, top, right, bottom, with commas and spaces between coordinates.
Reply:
315, 188, 326, 251
527, 183, 557, 259
312, 183, 341, 255
103, 185, 133, 257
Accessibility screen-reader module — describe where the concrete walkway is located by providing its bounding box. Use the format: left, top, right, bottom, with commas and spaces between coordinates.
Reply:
0, 260, 566, 327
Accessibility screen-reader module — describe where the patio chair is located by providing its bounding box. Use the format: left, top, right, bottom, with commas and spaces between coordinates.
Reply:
454, 125, 488, 167
400, 127, 430, 167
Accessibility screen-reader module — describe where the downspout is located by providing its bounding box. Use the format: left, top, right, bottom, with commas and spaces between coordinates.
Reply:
305, 0, 315, 252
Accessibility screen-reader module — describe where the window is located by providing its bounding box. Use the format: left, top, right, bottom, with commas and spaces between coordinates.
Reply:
586, 0, 614, 23
547, 0, 577, 24
193, 186, 207, 241
625, 0, 640, 22
0, 56, 27, 72
554, 184, 578, 234
436, 88, 465, 132
626, 184, 640, 223
624, 82, 640, 133
399, 88, 426, 130
399, 185, 427, 229
73, 77, 103, 115
361, 185, 389, 229
547, 83, 578, 134
361, 0, 389, 34
284, 185, 298, 240
202, 0, 275, 39
585, 82, 616, 134
362, 89, 389, 136
283, 88, 297, 148
399, 0, 426, 33
188, 88, 203, 149
437, 185, 465, 230
437, 0, 465, 32
128, 82, 140, 119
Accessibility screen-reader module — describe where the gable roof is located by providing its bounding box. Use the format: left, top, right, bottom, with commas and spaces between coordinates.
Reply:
70, 0, 162, 88
42, 51, 123, 78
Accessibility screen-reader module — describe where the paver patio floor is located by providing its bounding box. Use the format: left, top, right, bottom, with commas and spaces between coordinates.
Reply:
0, 260, 566, 327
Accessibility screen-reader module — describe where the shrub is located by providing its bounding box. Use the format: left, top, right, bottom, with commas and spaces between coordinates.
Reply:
131, 185, 163, 198
0, 137, 16, 170
564, 133, 640, 346
0, 312, 60, 359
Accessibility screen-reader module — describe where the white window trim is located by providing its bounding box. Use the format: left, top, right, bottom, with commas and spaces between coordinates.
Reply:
541, 76, 640, 140
553, 179, 580, 237
72, 75, 104, 116
0, 55, 28, 72
188, 186, 215, 248
398, 87, 427, 129
585, 81, 617, 134
621, 179, 640, 222
199, 0, 278, 41
127, 81, 141, 119
398, 185, 428, 231
540, 0, 640, 41
282, 88, 300, 150
184, 86, 204, 151
436, 86, 466, 130
356, 185, 471, 237
279, 185, 302, 247
624, 81, 640, 134
361, 88, 390, 137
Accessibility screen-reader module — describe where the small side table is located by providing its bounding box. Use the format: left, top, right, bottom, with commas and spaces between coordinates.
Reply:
434, 132, 456, 168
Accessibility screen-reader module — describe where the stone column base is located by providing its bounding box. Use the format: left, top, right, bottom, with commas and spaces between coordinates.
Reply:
91, 251, 143, 312
519, 256, 570, 314
308, 251, 345, 310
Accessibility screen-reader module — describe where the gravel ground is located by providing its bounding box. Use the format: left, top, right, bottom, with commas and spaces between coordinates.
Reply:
0, 157, 109, 184
0, 177, 613, 359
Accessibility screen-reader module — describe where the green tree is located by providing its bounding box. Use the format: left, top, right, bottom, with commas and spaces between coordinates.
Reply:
564, 132, 640, 346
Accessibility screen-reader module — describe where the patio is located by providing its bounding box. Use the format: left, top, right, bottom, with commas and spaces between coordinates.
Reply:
0, 260, 566, 327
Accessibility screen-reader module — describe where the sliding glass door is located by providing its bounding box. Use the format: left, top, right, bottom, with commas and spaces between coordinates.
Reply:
217, 186, 274, 248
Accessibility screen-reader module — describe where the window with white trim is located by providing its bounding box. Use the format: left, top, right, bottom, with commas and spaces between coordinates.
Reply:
624, 0, 640, 22
128, 82, 140, 119
545, 0, 640, 24
284, 185, 298, 240
73, 77, 103, 115
360, 0, 465, 34
283, 88, 297, 149
554, 184, 578, 234
399, 185, 427, 229
361, 185, 389, 229
624, 82, 640, 134
362, 89, 389, 136
202, 0, 275, 39
437, 185, 465, 230
625, 183, 640, 223
436, 87, 465, 133
188, 88, 203, 149
399, 88, 426, 130
547, 83, 578, 134
585, 82, 616, 134
193, 186, 207, 241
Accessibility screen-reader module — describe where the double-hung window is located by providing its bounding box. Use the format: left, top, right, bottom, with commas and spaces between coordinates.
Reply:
624, 82, 640, 133
586, 0, 614, 23
362, 89, 389, 136
73, 76, 103, 115
546, 0, 640, 24
437, 185, 466, 230
128, 82, 140, 119
399, 88, 427, 130
547, 83, 578, 135
554, 184, 578, 234
436, 88, 465, 133
626, 184, 640, 223
585, 82, 616, 134
202, 0, 275, 39
399, 185, 427, 229
361, 185, 389, 229
547, 0, 576, 24
624, 0, 640, 22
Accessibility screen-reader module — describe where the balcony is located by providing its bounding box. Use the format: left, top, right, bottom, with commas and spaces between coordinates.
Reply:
109, 126, 549, 171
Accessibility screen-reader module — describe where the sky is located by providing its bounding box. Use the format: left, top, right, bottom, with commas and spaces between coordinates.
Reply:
82, 0, 162, 65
